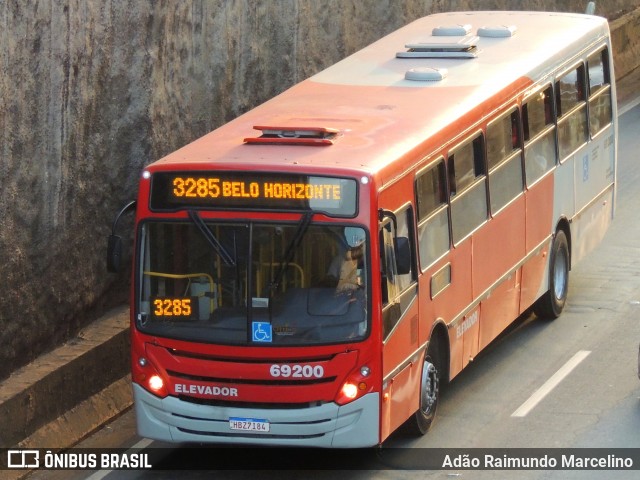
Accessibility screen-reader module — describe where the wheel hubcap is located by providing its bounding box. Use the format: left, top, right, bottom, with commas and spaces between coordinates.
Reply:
421, 360, 438, 415
553, 249, 567, 300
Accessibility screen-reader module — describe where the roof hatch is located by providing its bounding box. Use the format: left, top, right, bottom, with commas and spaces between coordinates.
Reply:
396, 36, 478, 59
432, 24, 472, 36
244, 126, 339, 146
405, 67, 448, 82
477, 25, 517, 37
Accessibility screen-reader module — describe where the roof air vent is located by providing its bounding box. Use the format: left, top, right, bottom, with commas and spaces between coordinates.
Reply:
397, 36, 478, 59
244, 126, 339, 146
477, 25, 517, 38
405, 67, 448, 82
432, 24, 472, 36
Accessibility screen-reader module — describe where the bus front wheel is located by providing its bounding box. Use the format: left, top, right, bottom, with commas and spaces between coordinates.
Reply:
534, 230, 569, 319
403, 342, 440, 436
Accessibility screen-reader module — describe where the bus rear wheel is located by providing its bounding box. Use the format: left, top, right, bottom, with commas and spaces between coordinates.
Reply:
534, 230, 569, 319
403, 342, 440, 436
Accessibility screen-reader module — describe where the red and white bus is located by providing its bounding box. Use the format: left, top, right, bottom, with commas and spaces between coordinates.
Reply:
109, 10, 616, 447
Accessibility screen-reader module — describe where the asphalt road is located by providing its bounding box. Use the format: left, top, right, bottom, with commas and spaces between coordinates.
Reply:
27, 100, 640, 480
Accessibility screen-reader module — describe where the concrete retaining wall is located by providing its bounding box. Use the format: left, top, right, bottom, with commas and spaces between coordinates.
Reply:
611, 5, 640, 79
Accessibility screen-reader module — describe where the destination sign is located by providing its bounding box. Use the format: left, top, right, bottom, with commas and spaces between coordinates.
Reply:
150, 172, 358, 216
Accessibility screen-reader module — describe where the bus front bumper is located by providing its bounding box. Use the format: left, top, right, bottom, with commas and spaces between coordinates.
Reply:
133, 383, 380, 448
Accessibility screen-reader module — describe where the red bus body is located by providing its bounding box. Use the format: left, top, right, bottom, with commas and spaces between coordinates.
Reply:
126, 11, 617, 446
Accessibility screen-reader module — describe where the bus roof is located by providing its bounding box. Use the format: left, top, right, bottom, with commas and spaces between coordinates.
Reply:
149, 11, 610, 182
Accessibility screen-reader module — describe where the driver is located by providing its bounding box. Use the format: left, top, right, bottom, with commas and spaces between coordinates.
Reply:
325, 227, 365, 292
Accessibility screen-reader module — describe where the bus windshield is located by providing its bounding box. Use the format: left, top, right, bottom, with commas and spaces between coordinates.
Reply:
137, 220, 369, 346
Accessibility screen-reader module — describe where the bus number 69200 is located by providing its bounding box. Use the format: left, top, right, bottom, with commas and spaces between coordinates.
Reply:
269, 364, 324, 379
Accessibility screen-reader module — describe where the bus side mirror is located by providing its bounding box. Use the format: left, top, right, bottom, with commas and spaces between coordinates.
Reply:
107, 200, 136, 273
107, 235, 123, 273
395, 236, 411, 275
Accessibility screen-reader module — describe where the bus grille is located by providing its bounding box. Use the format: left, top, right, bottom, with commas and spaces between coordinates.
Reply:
167, 369, 336, 386
176, 427, 326, 440
177, 395, 326, 409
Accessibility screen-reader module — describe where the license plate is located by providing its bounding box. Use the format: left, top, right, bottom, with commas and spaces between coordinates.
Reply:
229, 417, 270, 432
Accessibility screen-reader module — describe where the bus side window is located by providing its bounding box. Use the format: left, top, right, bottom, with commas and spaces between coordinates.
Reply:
523, 85, 556, 185
556, 64, 588, 160
486, 107, 524, 214
415, 159, 450, 270
448, 133, 487, 244
587, 47, 612, 137
380, 223, 395, 307
380, 206, 417, 337
380, 209, 416, 303
394, 207, 416, 290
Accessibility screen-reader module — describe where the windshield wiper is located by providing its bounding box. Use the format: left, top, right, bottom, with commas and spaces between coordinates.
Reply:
268, 211, 313, 295
188, 210, 236, 267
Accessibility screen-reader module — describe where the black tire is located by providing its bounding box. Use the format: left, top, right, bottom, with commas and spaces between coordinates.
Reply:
533, 230, 570, 319
402, 341, 441, 436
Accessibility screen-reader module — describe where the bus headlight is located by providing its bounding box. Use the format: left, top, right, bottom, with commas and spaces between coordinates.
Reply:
134, 356, 169, 398
341, 383, 359, 400
148, 375, 165, 393
335, 365, 372, 405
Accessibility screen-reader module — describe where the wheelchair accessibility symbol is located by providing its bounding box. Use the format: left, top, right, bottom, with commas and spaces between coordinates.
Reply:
252, 322, 272, 343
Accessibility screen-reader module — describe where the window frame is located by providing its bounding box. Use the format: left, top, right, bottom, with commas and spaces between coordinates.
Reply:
586, 46, 613, 139
522, 83, 557, 187
555, 62, 588, 162
447, 131, 488, 245
486, 106, 524, 214
415, 157, 451, 271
